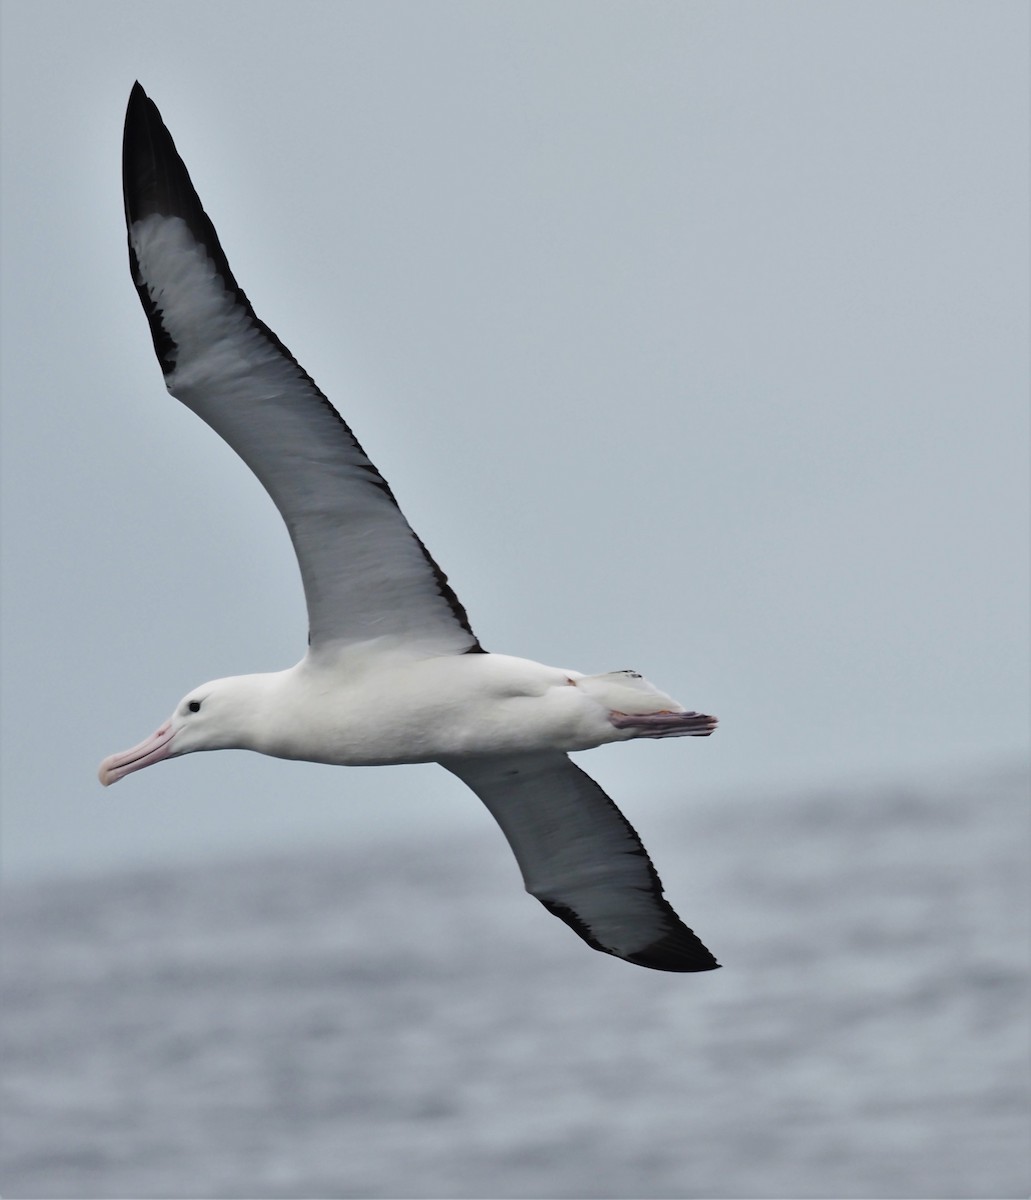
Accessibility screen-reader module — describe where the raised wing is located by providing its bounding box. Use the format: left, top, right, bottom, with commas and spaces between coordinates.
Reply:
121, 83, 481, 656
443, 753, 719, 972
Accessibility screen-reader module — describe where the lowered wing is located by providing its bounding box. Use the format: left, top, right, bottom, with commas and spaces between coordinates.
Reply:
443, 752, 719, 972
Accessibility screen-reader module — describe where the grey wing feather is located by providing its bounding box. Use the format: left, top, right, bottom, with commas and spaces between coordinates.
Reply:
443, 753, 719, 972
121, 83, 481, 656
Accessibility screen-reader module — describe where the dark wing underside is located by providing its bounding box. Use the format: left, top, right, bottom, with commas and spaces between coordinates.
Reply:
443, 752, 720, 972
122, 83, 481, 656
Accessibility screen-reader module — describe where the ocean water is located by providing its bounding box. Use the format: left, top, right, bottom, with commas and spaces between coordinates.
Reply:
3, 765, 1028, 1199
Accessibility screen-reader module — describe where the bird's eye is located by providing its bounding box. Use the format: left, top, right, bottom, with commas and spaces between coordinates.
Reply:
187, 700, 201, 713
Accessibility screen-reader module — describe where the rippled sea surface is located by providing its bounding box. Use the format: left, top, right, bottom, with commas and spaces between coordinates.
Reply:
3, 765, 1028, 1199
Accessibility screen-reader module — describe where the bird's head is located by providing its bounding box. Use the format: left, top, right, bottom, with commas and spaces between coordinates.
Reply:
98, 676, 261, 785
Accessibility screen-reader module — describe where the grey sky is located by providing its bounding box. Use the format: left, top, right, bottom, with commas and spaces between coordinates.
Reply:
1, 1, 1028, 881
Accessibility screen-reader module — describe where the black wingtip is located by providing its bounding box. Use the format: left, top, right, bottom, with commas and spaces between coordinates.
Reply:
122, 84, 248, 375
122, 82, 163, 227
540, 896, 720, 973
624, 925, 721, 973
123, 83, 216, 242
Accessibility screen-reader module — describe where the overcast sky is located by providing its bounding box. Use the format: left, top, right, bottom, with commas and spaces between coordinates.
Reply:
1, 1, 1027, 882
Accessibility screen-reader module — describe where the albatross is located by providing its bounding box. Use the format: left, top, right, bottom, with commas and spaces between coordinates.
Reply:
100, 83, 721, 973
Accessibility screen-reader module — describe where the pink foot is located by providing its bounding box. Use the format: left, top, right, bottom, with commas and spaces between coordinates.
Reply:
608, 710, 718, 738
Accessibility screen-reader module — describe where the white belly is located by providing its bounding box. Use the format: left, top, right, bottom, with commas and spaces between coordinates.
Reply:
262, 652, 644, 766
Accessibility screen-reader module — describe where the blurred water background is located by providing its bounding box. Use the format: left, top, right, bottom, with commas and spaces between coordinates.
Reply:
3, 761, 1027, 1199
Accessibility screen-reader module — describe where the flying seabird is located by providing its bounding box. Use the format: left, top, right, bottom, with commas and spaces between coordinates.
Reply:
100, 83, 720, 973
